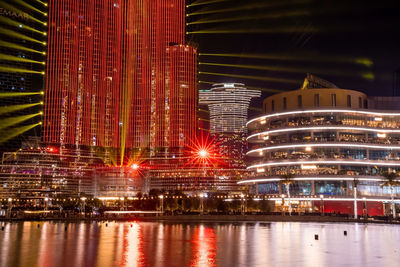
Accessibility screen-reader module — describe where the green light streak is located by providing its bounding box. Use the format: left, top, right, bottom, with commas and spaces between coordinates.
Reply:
0, 113, 41, 131
0, 40, 44, 54
199, 80, 283, 93
199, 62, 375, 80
198, 53, 373, 67
0, 28, 45, 44
0, 16, 45, 35
0, 122, 41, 145
0, 65, 44, 74
187, 0, 310, 16
0, 1, 45, 25
0, 103, 41, 116
187, 26, 318, 34
187, 0, 229, 7
187, 10, 310, 25
0, 53, 44, 65
0, 92, 43, 98
14, 0, 47, 16
199, 72, 300, 84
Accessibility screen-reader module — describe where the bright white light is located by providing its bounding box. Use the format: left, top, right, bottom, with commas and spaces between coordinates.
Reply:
198, 149, 208, 158
131, 163, 139, 170
305, 146, 312, 152
8, 198, 12, 202
377, 133, 386, 138
240, 194, 245, 198
320, 194, 324, 199
159, 195, 164, 199
301, 165, 317, 170
256, 168, 265, 173
44, 197, 49, 201
375, 117, 383, 121
80, 197, 87, 201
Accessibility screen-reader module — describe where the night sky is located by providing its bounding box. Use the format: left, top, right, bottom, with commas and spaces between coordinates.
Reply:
188, 0, 400, 112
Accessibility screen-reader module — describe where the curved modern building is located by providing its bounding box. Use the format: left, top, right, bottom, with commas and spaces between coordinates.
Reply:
243, 75, 400, 216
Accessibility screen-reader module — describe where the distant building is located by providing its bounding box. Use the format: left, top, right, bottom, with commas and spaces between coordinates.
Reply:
199, 83, 261, 167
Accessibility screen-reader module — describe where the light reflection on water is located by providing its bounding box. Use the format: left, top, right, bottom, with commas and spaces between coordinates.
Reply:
0, 221, 399, 267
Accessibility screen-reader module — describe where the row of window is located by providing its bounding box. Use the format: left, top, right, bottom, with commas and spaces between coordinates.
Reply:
268, 94, 366, 111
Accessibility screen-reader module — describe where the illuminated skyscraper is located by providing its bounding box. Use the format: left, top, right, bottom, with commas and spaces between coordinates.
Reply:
43, 0, 197, 160
199, 83, 260, 167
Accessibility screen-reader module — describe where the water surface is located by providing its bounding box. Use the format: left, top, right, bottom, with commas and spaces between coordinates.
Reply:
0, 221, 399, 267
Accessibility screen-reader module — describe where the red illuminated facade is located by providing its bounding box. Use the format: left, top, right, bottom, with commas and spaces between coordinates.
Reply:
44, 0, 197, 155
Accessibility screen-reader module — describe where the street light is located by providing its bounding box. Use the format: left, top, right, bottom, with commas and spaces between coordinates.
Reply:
81, 197, 87, 216
199, 193, 204, 215
159, 195, 164, 214
7, 198, 12, 218
240, 194, 245, 215
320, 194, 324, 216
363, 197, 367, 218
44, 197, 49, 211
281, 194, 285, 215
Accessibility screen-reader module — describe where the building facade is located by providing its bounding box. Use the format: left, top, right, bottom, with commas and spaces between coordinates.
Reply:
244, 76, 400, 216
43, 0, 197, 157
0, 0, 47, 152
199, 83, 261, 167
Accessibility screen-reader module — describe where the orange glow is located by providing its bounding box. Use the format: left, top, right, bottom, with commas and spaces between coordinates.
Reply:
121, 222, 147, 266
185, 133, 225, 168
190, 226, 217, 267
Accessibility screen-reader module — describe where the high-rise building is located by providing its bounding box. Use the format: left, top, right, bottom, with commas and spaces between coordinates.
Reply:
199, 83, 261, 167
43, 0, 197, 163
0, 1, 47, 152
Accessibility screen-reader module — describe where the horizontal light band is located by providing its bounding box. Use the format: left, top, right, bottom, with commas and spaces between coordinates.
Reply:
247, 126, 400, 140
103, 211, 163, 214
267, 197, 400, 202
247, 109, 400, 126
238, 176, 385, 184
248, 160, 400, 169
224, 197, 399, 202
247, 143, 400, 155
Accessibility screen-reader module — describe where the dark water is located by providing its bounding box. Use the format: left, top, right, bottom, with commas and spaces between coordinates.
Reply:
0, 221, 399, 267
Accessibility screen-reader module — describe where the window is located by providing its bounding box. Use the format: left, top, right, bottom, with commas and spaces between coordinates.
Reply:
314, 94, 319, 107
359, 97, 362, 108
347, 95, 351, 108
298, 95, 302, 108
271, 100, 275, 112
283, 97, 287, 110
331, 94, 336, 107
263, 103, 267, 112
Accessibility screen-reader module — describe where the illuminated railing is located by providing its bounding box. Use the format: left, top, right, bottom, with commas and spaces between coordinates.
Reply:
248, 159, 400, 169
247, 142, 400, 156
247, 109, 400, 127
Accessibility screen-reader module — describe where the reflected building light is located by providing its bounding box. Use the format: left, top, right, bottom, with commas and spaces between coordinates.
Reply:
301, 165, 317, 170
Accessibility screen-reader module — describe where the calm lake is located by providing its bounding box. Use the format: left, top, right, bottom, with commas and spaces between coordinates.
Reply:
0, 220, 399, 267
